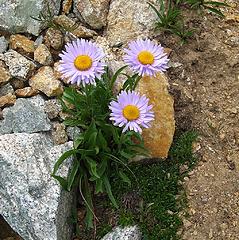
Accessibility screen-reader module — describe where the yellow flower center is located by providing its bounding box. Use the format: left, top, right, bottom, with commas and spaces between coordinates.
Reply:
74, 55, 92, 71
123, 105, 140, 121
138, 51, 154, 65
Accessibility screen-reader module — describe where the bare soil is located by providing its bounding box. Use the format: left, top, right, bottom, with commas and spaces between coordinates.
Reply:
165, 2, 239, 239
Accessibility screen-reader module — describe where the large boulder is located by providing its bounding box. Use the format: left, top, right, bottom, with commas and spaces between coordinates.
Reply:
0, 0, 61, 36
106, 0, 158, 45
0, 133, 73, 240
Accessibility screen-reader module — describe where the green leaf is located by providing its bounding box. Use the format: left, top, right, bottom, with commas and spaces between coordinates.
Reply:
103, 175, 118, 208
52, 175, 68, 191
120, 150, 133, 159
67, 159, 80, 191
74, 135, 84, 149
86, 157, 100, 179
119, 170, 131, 187
80, 174, 94, 228
52, 149, 76, 175
148, 2, 163, 19
111, 126, 120, 144
63, 119, 86, 128
84, 121, 97, 142
95, 179, 104, 194
110, 65, 128, 88
98, 157, 108, 177
204, 6, 225, 17
98, 130, 108, 150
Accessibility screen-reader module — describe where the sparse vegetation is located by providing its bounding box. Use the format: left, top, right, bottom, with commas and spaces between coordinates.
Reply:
149, 0, 229, 43
95, 131, 198, 239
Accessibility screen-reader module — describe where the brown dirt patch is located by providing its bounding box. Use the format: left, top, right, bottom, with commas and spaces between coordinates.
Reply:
164, 3, 239, 239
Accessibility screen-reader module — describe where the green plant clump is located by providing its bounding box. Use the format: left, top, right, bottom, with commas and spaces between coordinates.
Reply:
108, 131, 198, 240
52, 67, 148, 229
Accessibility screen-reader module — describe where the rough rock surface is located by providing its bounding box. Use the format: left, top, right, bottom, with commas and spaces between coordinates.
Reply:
66, 126, 81, 140
52, 122, 68, 145
0, 95, 51, 134
101, 226, 141, 240
1, 50, 35, 80
53, 15, 97, 38
0, 36, 8, 53
0, 83, 14, 96
0, 133, 73, 240
0, 61, 11, 85
11, 78, 25, 90
34, 44, 53, 65
0, 0, 61, 36
9, 34, 35, 53
29, 66, 63, 97
44, 99, 62, 119
74, 0, 110, 29
0, 93, 16, 108
15, 87, 39, 97
62, 0, 73, 14
106, 0, 157, 45
136, 73, 175, 159
44, 28, 64, 50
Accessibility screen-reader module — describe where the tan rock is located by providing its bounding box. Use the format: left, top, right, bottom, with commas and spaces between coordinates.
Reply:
53, 61, 70, 84
10, 34, 35, 53
34, 44, 53, 65
106, 0, 157, 45
74, 0, 110, 29
52, 123, 68, 145
53, 61, 62, 79
0, 61, 11, 85
136, 73, 175, 159
44, 28, 63, 50
0, 93, 16, 108
53, 15, 97, 38
29, 66, 63, 97
62, 0, 73, 14
15, 87, 39, 97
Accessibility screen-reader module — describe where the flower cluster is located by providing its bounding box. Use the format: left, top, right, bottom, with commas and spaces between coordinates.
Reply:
59, 38, 169, 133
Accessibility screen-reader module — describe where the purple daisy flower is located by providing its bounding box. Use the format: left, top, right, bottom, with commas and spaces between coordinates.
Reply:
58, 39, 105, 86
123, 39, 169, 76
109, 90, 155, 133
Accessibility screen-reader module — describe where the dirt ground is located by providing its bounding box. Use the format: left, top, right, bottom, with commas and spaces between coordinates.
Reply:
165, 2, 239, 239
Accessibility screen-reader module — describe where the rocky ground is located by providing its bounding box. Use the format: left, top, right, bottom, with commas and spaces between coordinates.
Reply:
167, 1, 239, 239
0, 0, 238, 239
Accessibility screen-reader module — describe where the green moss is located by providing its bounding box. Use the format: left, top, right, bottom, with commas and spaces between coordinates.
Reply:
108, 130, 198, 240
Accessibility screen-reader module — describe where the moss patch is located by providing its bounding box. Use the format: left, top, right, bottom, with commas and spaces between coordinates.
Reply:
98, 130, 198, 240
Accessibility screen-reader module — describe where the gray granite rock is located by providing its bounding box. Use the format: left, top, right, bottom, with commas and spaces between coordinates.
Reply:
0, 133, 73, 240
0, 0, 61, 36
0, 95, 51, 134
0, 83, 14, 96
101, 226, 142, 240
1, 50, 35, 80
0, 36, 8, 53
66, 126, 81, 140
74, 0, 110, 29
106, 0, 157, 45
